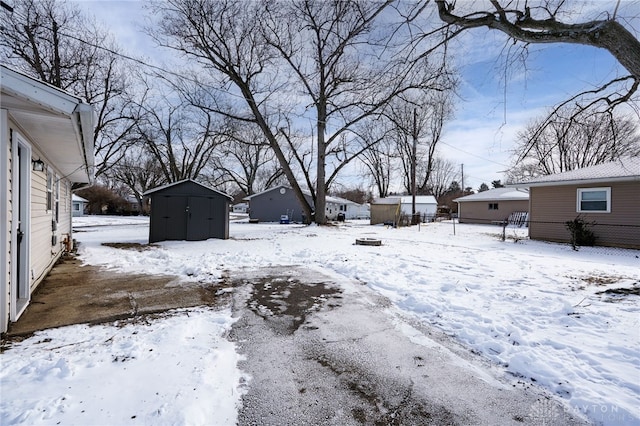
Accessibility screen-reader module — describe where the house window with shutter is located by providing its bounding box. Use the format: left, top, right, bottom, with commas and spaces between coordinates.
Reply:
577, 187, 610, 213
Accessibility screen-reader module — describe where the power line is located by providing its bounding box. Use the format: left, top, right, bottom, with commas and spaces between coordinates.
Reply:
439, 140, 511, 168
4, 6, 249, 102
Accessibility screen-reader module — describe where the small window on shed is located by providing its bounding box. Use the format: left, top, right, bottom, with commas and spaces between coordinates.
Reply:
577, 187, 610, 213
488, 203, 498, 210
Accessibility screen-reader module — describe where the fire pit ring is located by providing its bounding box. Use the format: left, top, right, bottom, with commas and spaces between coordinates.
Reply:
355, 238, 382, 246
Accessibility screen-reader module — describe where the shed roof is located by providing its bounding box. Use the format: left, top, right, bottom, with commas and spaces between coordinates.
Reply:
72, 194, 89, 202
512, 157, 640, 187
454, 188, 529, 202
143, 179, 233, 200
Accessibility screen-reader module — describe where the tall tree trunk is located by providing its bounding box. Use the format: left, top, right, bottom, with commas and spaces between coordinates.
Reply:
315, 98, 327, 224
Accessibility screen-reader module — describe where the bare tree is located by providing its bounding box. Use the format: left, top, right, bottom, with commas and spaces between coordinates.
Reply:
510, 107, 640, 177
356, 117, 396, 198
261, 0, 453, 222
433, 1, 640, 127
425, 156, 457, 200
216, 122, 286, 197
149, 0, 314, 222
0, 0, 139, 178
130, 78, 228, 184
386, 90, 454, 194
104, 146, 166, 212
151, 0, 453, 224
434, 0, 640, 79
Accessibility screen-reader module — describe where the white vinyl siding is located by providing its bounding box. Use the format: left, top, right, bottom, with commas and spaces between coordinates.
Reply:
30, 163, 68, 291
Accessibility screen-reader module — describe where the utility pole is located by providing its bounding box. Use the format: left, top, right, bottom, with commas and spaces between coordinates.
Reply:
411, 108, 418, 225
461, 163, 464, 195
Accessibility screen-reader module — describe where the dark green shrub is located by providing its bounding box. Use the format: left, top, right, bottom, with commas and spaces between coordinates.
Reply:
565, 217, 596, 249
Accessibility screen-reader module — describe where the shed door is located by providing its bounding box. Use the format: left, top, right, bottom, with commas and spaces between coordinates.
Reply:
186, 196, 212, 241
156, 195, 188, 241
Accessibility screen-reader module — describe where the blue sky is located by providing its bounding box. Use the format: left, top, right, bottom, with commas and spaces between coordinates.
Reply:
441, 34, 629, 189
78, 0, 639, 192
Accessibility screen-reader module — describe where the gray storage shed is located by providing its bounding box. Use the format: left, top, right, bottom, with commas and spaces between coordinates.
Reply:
144, 180, 232, 243
244, 185, 314, 223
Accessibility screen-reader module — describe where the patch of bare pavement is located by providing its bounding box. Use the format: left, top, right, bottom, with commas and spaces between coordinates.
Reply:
5, 254, 225, 338
229, 266, 589, 426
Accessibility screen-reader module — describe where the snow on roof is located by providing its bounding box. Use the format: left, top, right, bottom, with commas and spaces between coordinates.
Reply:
454, 188, 529, 202
372, 195, 437, 205
325, 195, 359, 205
72, 194, 88, 202
371, 197, 401, 205
399, 195, 437, 205
513, 157, 640, 187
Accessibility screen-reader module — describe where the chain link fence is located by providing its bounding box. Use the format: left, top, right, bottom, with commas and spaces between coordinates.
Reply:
451, 216, 640, 252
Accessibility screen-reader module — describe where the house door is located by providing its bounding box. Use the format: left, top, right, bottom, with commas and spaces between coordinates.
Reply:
11, 137, 31, 320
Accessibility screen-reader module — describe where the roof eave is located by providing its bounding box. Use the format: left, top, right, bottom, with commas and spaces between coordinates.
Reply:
513, 175, 639, 188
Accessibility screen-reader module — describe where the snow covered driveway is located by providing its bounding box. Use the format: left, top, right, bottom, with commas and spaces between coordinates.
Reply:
1, 216, 638, 425
229, 265, 586, 425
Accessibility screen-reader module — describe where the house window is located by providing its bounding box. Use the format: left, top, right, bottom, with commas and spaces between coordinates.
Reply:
488, 203, 498, 210
54, 174, 60, 222
46, 167, 53, 211
577, 187, 610, 213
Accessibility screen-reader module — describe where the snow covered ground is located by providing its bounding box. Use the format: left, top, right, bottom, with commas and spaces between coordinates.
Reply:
2, 215, 638, 425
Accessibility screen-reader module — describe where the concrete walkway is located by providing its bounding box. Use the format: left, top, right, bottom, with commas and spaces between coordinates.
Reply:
5, 254, 223, 337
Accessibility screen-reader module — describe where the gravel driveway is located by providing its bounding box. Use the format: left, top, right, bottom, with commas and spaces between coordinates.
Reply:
228, 266, 589, 426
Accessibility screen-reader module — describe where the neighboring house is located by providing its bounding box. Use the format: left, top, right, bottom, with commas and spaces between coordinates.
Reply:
454, 188, 529, 225
232, 202, 248, 214
245, 185, 369, 222
513, 157, 640, 249
144, 180, 232, 243
1, 65, 95, 334
244, 185, 314, 223
346, 201, 370, 220
72, 194, 89, 217
325, 196, 369, 220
